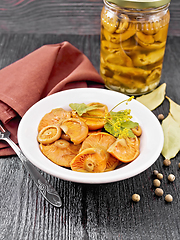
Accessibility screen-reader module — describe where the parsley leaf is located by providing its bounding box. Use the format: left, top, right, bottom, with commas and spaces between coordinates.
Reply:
69, 103, 101, 116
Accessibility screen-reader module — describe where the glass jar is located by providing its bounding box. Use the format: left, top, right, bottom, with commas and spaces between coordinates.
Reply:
100, 0, 171, 95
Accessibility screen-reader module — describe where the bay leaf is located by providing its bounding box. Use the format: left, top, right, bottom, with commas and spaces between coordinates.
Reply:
136, 83, 166, 110
166, 96, 180, 123
161, 113, 180, 159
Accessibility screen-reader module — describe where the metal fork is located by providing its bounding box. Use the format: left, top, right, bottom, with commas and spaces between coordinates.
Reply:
0, 121, 62, 207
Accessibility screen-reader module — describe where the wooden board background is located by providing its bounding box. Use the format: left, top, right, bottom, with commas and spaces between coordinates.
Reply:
0, 0, 179, 35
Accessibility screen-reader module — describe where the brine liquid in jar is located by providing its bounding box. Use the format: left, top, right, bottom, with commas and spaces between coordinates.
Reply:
100, 0, 170, 95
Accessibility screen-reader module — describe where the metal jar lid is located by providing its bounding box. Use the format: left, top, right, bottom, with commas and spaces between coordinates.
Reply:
105, 0, 171, 9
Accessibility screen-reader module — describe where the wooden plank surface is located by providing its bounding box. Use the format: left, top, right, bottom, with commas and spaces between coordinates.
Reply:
0, 33, 180, 240
0, 0, 179, 35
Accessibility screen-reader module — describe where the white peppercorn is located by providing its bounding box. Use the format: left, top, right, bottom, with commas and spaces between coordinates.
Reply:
157, 173, 163, 180
155, 188, 164, 197
153, 179, 161, 187
132, 194, 140, 202
163, 159, 171, 167
168, 174, 175, 182
158, 114, 164, 121
153, 170, 159, 176
165, 194, 173, 202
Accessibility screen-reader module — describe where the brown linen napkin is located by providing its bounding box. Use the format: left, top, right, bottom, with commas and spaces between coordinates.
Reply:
0, 41, 104, 156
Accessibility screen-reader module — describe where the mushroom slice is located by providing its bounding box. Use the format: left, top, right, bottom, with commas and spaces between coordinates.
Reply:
80, 132, 116, 152
107, 136, 140, 163
70, 148, 107, 173
38, 108, 71, 132
37, 125, 61, 144
60, 118, 88, 145
40, 139, 81, 167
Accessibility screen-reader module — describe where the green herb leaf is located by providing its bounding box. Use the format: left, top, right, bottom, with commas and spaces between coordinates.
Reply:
69, 103, 100, 116
121, 121, 139, 129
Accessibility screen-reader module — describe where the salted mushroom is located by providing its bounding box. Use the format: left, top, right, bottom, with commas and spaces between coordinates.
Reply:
38, 108, 71, 132
40, 139, 81, 168
37, 125, 61, 144
60, 118, 88, 145
80, 132, 118, 171
70, 148, 107, 173
72, 102, 108, 130
80, 132, 116, 152
107, 136, 140, 163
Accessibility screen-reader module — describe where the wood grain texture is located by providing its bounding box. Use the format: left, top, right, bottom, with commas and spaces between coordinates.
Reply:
0, 33, 180, 240
0, 0, 179, 35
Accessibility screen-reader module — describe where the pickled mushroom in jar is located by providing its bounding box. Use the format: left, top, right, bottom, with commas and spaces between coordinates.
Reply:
100, 2, 170, 95
101, 7, 119, 33
136, 31, 154, 44
141, 21, 161, 35
146, 68, 162, 84
135, 35, 166, 50
113, 75, 146, 89
105, 48, 133, 67
131, 47, 165, 67
103, 24, 136, 44
106, 62, 151, 78
115, 14, 129, 34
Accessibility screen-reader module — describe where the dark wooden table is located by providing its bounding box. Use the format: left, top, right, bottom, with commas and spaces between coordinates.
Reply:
0, 1, 180, 239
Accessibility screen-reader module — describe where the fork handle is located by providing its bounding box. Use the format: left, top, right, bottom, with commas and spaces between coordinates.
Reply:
5, 137, 62, 207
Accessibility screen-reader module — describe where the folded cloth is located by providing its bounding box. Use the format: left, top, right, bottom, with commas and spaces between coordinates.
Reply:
0, 41, 104, 156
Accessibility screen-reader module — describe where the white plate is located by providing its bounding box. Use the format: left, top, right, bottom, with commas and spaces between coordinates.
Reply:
18, 88, 164, 184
